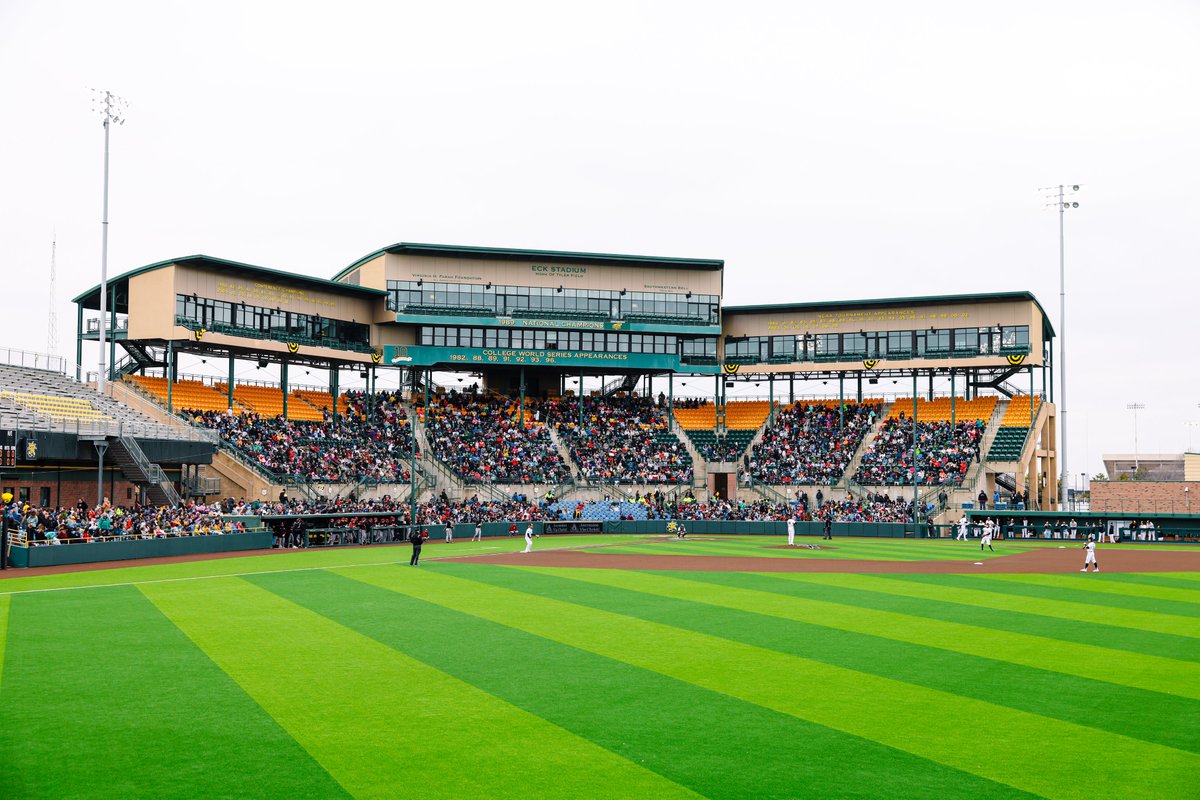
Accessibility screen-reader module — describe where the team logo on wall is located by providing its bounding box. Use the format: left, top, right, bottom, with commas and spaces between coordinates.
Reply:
22, 439, 37, 461
1006, 354, 1026, 366
722, 363, 740, 375
863, 359, 879, 370
193, 328, 206, 341
286, 342, 300, 354
610, 322, 625, 331
390, 346, 413, 364
371, 351, 382, 364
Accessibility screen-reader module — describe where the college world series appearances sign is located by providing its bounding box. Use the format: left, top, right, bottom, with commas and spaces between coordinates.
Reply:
385, 345, 682, 371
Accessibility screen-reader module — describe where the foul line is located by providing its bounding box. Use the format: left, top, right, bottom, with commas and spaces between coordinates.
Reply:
0, 539, 635, 597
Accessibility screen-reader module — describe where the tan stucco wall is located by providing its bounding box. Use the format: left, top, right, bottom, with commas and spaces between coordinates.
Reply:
174, 265, 377, 323
127, 266, 178, 340
383, 253, 722, 297
722, 298, 1045, 370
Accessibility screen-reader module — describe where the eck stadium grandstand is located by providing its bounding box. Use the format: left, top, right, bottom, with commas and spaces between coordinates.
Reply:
5, 241, 1200, 800
0, 241, 1065, 559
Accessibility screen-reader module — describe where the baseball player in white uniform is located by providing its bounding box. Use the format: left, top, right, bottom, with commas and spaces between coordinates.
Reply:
522, 524, 534, 553
1081, 534, 1099, 573
980, 520, 994, 552
787, 516, 796, 546
956, 516, 969, 541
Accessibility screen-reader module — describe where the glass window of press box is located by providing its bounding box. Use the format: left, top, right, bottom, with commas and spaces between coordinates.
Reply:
724, 325, 1031, 362
388, 280, 719, 324
418, 326, 716, 357
176, 295, 369, 347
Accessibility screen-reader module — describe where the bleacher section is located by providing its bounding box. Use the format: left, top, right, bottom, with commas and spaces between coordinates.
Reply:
750, 401, 882, 485
0, 391, 112, 422
553, 397, 691, 484
854, 396, 996, 486
987, 395, 1041, 461
0, 364, 183, 436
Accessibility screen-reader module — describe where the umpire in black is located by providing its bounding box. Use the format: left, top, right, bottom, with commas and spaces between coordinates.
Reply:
823, 515, 833, 540
409, 525, 424, 566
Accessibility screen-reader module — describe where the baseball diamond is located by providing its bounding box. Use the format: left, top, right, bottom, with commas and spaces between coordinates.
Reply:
2, 535, 1196, 799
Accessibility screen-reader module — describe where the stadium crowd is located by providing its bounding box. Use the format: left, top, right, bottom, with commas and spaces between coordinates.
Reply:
8, 497, 244, 545
550, 397, 692, 484
423, 392, 571, 484
854, 416, 985, 485
749, 402, 881, 485
183, 389, 415, 483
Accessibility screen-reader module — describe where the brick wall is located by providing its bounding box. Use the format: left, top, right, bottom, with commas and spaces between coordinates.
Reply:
1, 476, 142, 509
1090, 481, 1200, 514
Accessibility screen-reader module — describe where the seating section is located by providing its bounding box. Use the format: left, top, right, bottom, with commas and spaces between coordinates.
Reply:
674, 400, 774, 463
425, 393, 570, 484
724, 401, 774, 430
292, 389, 354, 418
127, 375, 248, 414
750, 401, 882, 485
886, 395, 998, 422
854, 396, 995, 486
546, 501, 651, 521
987, 395, 1041, 461
214, 383, 325, 422
684, 429, 756, 463
182, 389, 415, 483
0, 391, 112, 422
552, 397, 691, 484
0, 364, 175, 435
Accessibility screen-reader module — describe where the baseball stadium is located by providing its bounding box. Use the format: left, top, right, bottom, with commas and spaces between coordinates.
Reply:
1, 242, 1196, 798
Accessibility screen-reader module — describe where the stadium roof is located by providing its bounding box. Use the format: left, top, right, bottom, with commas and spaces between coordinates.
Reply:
73, 255, 387, 310
331, 242, 725, 282
725, 291, 1056, 338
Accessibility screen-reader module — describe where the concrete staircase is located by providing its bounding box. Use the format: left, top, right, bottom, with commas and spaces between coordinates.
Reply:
839, 401, 893, 485
547, 425, 585, 484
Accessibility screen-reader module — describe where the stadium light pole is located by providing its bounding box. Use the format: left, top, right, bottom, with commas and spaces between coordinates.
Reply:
1042, 184, 1080, 509
92, 90, 127, 393
1127, 402, 1144, 472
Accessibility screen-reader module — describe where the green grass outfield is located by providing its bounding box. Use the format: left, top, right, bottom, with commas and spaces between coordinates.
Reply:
1, 535, 1197, 799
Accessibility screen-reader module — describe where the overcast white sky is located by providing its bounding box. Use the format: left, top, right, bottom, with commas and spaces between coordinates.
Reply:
2, 0, 1198, 479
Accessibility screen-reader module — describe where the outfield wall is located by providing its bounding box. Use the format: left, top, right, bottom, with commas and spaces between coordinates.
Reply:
7, 530, 274, 569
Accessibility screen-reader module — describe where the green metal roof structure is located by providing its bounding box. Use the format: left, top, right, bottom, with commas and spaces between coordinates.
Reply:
73, 255, 387, 312
331, 242, 725, 283
725, 291, 1056, 339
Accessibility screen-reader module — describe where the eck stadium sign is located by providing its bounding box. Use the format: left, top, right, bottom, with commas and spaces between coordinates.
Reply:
385, 345, 684, 371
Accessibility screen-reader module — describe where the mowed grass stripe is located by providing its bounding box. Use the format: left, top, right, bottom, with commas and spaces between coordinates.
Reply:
0, 594, 8, 690
1102, 574, 1200, 592
448, 563, 1198, 752
141, 577, 698, 800
866, 574, 1200, 635
349, 565, 1195, 800
0, 535, 638, 595
766, 572, 1200, 659
658, 570, 1200, 693
0, 586, 348, 800
977, 573, 1200, 607
256, 570, 1029, 800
